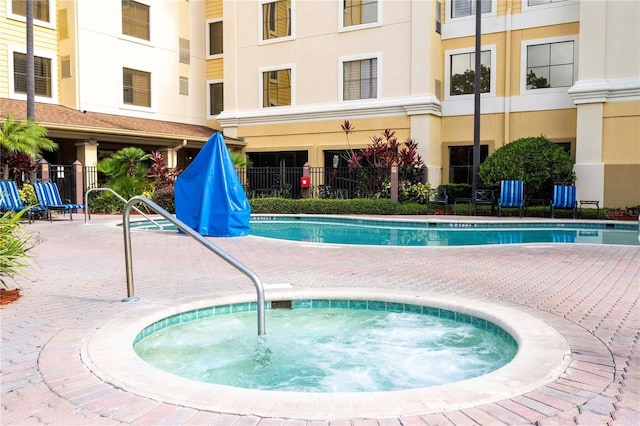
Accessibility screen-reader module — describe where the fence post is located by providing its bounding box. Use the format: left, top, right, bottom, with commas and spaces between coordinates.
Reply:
73, 160, 85, 211
391, 162, 399, 202
302, 162, 310, 198
38, 159, 50, 182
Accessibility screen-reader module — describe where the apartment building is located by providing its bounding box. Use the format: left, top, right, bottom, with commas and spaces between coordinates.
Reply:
1, 0, 638, 208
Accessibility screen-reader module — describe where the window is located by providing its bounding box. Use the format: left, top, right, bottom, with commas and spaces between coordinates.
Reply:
449, 50, 490, 96
11, 0, 50, 22
449, 145, 488, 184
209, 82, 223, 115
179, 38, 190, 64
123, 67, 151, 107
526, 41, 574, 89
343, 58, 377, 100
435, 1, 442, 34
262, 0, 291, 40
208, 20, 223, 56
527, 0, 567, 6
343, 0, 378, 27
13, 52, 52, 97
61, 55, 71, 78
179, 76, 188, 95
451, 0, 491, 18
122, 0, 150, 41
262, 69, 291, 107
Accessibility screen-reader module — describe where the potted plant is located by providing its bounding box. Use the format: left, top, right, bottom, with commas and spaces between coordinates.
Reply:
0, 208, 35, 304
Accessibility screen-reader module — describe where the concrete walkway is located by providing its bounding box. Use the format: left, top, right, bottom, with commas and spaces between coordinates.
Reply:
1, 215, 638, 425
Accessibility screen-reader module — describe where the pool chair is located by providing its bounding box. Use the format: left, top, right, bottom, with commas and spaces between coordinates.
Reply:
498, 180, 524, 217
33, 181, 85, 222
427, 188, 449, 215
551, 183, 577, 219
0, 181, 45, 223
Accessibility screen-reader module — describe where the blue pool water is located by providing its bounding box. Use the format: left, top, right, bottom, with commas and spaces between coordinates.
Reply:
131, 216, 639, 246
134, 299, 518, 392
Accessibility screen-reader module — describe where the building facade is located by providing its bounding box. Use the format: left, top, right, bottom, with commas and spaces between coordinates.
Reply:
1, 0, 638, 208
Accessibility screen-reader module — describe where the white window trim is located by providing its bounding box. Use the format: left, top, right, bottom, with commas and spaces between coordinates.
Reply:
119, 0, 154, 46
206, 18, 223, 60
120, 65, 154, 112
444, 45, 496, 102
338, 53, 382, 102
7, 46, 58, 103
338, 0, 382, 33
520, 35, 578, 96
446, 0, 497, 23
258, 0, 295, 45
521, 0, 576, 13
206, 79, 224, 119
6, 0, 56, 29
258, 64, 296, 108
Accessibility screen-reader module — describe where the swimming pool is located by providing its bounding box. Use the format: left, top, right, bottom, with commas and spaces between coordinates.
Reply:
129, 215, 640, 246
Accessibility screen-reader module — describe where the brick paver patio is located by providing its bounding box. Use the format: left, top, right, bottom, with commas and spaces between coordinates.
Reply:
1, 215, 638, 425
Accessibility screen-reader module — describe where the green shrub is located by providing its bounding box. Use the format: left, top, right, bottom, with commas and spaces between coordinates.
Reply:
250, 198, 426, 215
438, 183, 472, 201
0, 209, 34, 288
18, 183, 38, 206
152, 185, 175, 214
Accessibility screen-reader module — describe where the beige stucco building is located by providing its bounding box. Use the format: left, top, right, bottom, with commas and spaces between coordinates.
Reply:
1, 0, 638, 208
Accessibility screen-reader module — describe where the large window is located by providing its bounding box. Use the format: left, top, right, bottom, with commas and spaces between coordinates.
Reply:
208, 20, 223, 56
527, 0, 568, 6
123, 68, 151, 107
451, 0, 491, 18
262, 0, 291, 41
209, 82, 223, 115
526, 41, 574, 90
343, 58, 377, 100
343, 0, 378, 27
450, 50, 491, 96
13, 52, 52, 97
11, 0, 50, 22
122, 0, 150, 41
449, 145, 488, 184
262, 69, 291, 107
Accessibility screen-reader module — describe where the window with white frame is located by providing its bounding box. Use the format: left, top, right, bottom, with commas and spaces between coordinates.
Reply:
343, 0, 378, 27
179, 76, 189, 95
449, 50, 491, 96
262, 0, 291, 41
122, 0, 150, 41
526, 40, 574, 90
13, 52, 52, 97
343, 58, 377, 100
262, 69, 291, 107
451, 0, 491, 18
207, 20, 223, 57
209, 82, 223, 115
11, 0, 51, 23
123, 67, 151, 107
527, 0, 568, 6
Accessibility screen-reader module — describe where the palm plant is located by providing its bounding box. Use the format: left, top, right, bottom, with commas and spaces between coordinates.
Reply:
1, 114, 57, 180
0, 209, 34, 289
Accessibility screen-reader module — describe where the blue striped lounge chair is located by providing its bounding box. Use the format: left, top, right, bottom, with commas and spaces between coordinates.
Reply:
33, 181, 85, 222
551, 183, 577, 219
0, 181, 45, 223
498, 180, 524, 217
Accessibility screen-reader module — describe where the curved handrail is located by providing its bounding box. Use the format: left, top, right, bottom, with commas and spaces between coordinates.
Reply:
84, 188, 163, 229
122, 196, 266, 336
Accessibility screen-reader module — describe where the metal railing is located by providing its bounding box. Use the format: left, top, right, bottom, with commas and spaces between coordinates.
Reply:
122, 196, 266, 336
84, 187, 164, 229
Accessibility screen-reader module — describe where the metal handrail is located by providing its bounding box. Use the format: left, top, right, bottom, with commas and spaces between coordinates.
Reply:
122, 196, 266, 336
84, 188, 163, 229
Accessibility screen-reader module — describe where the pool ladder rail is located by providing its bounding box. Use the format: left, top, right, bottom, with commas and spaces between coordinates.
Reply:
84, 187, 164, 230
121, 195, 266, 336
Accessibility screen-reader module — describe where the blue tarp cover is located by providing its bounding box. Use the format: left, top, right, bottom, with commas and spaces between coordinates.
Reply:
174, 132, 250, 237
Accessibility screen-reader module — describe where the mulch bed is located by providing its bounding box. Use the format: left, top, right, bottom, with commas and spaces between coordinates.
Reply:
0, 288, 22, 305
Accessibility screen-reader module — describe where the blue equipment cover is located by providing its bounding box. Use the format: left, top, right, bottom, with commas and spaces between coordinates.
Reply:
174, 132, 251, 236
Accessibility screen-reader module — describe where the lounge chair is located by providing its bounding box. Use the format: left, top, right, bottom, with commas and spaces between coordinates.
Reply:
33, 181, 85, 221
0, 181, 45, 223
498, 180, 524, 217
551, 183, 577, 219
427, 188, 448, 215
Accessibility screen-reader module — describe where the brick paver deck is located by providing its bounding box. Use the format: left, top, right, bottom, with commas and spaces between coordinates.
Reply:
1, 215, 638, 425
